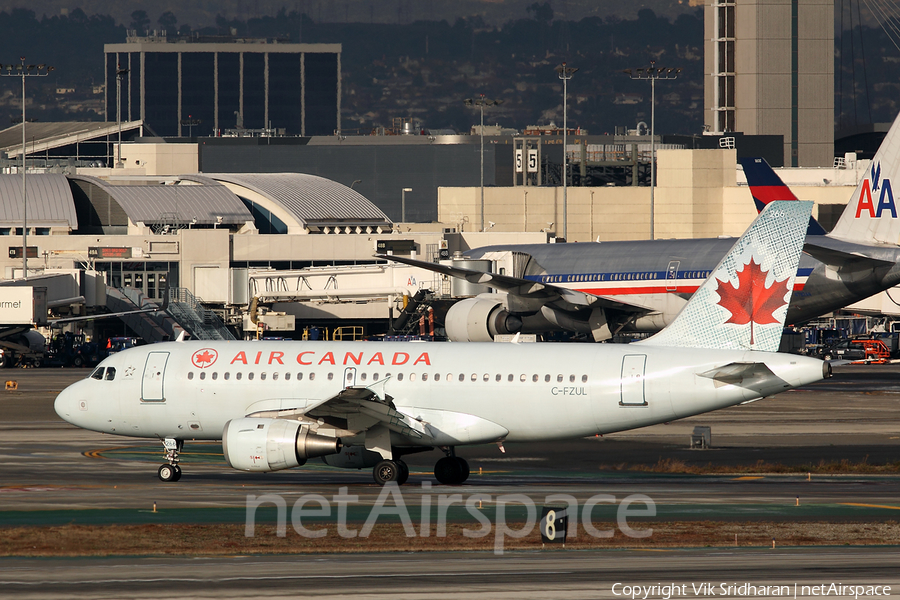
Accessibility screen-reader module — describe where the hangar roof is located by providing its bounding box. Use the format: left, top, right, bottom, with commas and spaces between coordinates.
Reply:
0, 122, 143, 158
0, 174, 78, 227
68, 175, 252, 226
201, 173, 391, 229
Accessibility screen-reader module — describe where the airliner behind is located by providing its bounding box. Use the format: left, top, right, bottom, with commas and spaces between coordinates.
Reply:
55, 202, 827, 485
384, 110, 900, 342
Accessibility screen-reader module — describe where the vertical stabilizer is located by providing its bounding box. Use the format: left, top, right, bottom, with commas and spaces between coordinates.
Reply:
740, 157, 827, 235
639, 201, 812, 352
829, 112, 900, 244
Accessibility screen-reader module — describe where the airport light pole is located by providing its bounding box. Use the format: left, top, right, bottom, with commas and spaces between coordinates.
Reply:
464, 95, 504, 232
401, 188, 412, 223
555, 62, 577, 241
1, 58, 54, 279
116, 64, 129, 167
624, 62, 680, 240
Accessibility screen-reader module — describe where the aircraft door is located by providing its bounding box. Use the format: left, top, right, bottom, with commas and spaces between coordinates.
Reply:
142, 351, 169, 402
666, 261, 680, 291
344, 367, 358, 388
620, 354, 647, 406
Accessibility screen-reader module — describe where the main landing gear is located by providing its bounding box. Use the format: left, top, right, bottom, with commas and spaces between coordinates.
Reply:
157, 438, 183, 482
434, 448, 469, 485
372, 458, 410, 485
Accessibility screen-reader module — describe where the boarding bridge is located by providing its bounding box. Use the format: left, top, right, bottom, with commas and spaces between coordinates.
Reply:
247, 263, 444, 321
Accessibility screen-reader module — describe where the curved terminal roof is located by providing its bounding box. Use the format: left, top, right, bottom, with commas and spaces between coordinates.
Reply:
69, 175, 252, 226
0, 174, 78, 228
202, 173, 391, 231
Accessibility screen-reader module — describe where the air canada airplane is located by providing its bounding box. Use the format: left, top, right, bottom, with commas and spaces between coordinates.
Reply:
56, 201, 827, 485
384, 111, 900, 342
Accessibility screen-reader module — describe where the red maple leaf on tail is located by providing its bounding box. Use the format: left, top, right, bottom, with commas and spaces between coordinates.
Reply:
715, 258, 790, 345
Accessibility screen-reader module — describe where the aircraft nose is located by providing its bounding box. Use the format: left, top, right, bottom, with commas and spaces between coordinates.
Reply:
54, 387, 74, 422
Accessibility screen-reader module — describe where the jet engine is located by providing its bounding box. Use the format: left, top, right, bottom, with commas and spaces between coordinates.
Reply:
444, 296, 523, 342
222, 418, 341, 472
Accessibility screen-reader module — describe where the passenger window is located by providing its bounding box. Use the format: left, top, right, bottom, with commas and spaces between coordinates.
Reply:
212, 372, 218, 380
236, 372, 242, 380
569, 374, 576, 383
297, 372, 303, 380
532, 374, 539, 382
434, 373, 441, 382
495, 374, 501, 382
397, 373, 404, 381
224, 372, 230, 381
260, 373, 267, 381
544, 374, 551, 382
582, 374, 588, 383
409, 373, 416, 382
285, 373, 291, 381
248, 373, 254, 381
105, 368, 116, 381
422, 373, 428, 381
372, 372, 379, 380
557, 374, 564, 383
200, 372, 206, 380
91, 368, 104, 380
360, 373, 367, 382
273, 372, 279, 381
520, 374, 526, 382
309, 373, 316, 381
327, 373, 333, 381
483, 373, 489, 382
187, 372, 194, 380
458, 374, 465, 382
508, 374, 513, 382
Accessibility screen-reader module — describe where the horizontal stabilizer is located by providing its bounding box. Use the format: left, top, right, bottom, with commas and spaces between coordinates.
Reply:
697, 362, 787, 390
802, 242, 895, 270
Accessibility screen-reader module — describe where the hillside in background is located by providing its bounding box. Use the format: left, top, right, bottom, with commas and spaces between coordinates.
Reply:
0, 5, 895, 136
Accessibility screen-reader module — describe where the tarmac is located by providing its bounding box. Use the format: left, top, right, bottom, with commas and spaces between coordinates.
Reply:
0, 365, 899, 598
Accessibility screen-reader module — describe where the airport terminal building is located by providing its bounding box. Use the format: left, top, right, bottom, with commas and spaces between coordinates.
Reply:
104, 37, 341, 137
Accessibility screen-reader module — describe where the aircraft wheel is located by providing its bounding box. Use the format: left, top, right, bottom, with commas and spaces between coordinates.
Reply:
434, 456, 463, 485
373, 460, 401, 485
455, 457, 470, 483
396, 460, 409, 485
158, 464, 178, 482
172, 465, 182, 482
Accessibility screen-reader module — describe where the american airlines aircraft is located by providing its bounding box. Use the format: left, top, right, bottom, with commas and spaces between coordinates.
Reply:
385, 112, 900, 342
55, 202, 827, 485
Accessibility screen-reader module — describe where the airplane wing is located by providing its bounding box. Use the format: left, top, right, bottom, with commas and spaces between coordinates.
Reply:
375, 253, 655, 315
247, 380, 432, 440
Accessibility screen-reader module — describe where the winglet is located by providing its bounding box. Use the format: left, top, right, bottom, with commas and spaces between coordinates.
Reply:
740, 157, 827, 235
829, 113, 900, 244
638, 200, 812, 352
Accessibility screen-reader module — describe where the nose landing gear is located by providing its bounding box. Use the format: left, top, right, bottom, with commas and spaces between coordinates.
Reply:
157, 438, 183, 482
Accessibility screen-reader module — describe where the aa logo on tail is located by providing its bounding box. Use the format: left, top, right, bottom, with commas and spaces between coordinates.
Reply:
855, 161, 897, 219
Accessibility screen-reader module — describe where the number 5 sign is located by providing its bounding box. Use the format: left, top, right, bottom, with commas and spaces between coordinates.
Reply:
540, 506, 568, 544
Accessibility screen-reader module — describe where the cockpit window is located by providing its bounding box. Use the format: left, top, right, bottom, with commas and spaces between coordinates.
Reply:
105, 367, 116, 381
90, 368, 104, 380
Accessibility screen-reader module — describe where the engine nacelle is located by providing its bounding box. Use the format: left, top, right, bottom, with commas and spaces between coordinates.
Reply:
445, 296, 522, 342
321, 445, 383, 469
222, 418, 341, 472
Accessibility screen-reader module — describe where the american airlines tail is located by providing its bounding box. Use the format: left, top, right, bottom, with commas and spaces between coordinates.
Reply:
740, 157, 827, 235
828, 111, 900, 245
639, 200, 812, 352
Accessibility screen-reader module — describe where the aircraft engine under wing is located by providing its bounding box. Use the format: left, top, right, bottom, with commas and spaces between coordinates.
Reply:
377, 254, 655, 341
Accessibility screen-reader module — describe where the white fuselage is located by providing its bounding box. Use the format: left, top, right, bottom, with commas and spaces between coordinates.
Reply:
55, 340, 824, 447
